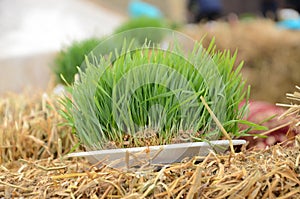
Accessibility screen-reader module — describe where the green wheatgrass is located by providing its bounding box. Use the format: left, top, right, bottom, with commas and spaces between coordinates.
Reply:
60, 39, 265, 150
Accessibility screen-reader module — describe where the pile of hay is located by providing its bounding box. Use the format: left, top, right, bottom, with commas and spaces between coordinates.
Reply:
1, 144, 300, 198
183, 20, 300, 103
0, 92, 300, 198
0, 92, 77, 163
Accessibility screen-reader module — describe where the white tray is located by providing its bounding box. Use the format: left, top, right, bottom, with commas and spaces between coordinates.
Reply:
67, 140, 246, 168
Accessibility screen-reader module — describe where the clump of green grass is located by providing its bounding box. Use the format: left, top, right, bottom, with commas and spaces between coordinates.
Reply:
114, 16, 168, 45
53, 37, 102, 85
61, 39, 263, 150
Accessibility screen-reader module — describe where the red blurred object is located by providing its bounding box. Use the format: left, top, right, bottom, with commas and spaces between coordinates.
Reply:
240, 101, 295, 149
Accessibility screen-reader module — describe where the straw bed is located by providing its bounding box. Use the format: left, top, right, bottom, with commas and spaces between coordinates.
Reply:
1, 89, 300, 198
0, 92, 78, 163
0, 143, 300, 198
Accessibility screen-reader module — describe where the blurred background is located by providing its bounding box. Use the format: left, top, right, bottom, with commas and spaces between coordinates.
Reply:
0, 0, 300, 103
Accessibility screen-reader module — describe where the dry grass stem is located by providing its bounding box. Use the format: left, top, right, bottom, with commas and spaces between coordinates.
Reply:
200, 96, 234, 153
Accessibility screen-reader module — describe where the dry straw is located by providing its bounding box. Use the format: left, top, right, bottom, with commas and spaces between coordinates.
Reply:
0, 91, 300, 198
277, 85, 300, 126
0, 92, 78, 163
0, 142, 299, 198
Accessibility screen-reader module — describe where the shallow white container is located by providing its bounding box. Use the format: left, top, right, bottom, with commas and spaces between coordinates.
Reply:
67, 140, 246, 168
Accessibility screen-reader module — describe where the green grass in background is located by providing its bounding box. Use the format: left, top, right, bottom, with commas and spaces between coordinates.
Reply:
53, 37, 102, 85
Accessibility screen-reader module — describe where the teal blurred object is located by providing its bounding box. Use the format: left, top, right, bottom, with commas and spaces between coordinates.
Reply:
128, 0, 162, 18
277, 18, 300, 30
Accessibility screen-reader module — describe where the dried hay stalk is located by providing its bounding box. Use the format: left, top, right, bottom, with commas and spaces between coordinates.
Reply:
277, 86, 300, 127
